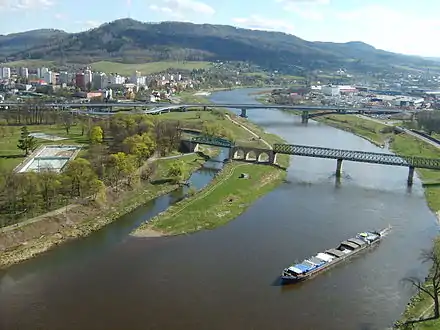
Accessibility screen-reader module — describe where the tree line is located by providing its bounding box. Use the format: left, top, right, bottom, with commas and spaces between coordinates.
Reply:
0, 112, 186, 228
414, 111, 440, 135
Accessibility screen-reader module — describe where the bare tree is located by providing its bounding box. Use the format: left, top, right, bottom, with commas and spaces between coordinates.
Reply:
397, 243, 440, 329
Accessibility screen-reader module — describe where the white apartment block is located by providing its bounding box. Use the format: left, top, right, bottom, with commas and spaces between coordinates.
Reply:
130, 71, 147, 85
84, 69, 92, 87
19, 67, 29, 78
43, 70, 53, 84
131, 76, 147, 86
38, 67, 49, 79
109, 74, 125, 85
1, 67, 11, 79
92, 72, 108, 89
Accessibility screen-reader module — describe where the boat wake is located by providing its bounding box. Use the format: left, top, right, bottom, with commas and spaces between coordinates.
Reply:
379, 225, 393, 237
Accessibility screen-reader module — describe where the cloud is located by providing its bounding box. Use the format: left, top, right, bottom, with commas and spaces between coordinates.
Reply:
277, 0, 329, 4
54, 12, 66, 20
74, 20, 102, 29
149, 0, 215, 18
0, 0, 54, 10
332, 4, 440, 56
232, 15, 295, 34
276, 0, 328, 20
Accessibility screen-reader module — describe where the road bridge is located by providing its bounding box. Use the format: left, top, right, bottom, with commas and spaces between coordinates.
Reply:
1, 101, 410, 121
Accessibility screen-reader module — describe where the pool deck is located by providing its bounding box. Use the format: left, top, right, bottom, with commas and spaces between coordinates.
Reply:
14, 145, 83, 173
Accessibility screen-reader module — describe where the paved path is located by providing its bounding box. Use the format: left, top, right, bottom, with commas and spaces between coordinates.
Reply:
225, 114, 272, 149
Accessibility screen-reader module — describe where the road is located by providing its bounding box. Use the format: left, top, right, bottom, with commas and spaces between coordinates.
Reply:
1, 101, 410, 113
357, 114, 440, 150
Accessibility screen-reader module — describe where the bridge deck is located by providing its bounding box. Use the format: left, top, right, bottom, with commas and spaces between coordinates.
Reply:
273, 144, 440, 170
1, 102, 408, 113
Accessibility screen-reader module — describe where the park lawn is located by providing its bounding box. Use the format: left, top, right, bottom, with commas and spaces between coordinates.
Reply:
0, 124, 88, 171
157, 110, 275, 150
136, 162, 286, 235
89, 61, 211, 75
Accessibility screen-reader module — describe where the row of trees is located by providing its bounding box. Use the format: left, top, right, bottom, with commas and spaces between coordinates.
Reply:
415, 111, 440, 135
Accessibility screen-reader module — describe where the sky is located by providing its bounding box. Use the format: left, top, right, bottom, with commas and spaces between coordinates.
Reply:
1, 0, 439, 57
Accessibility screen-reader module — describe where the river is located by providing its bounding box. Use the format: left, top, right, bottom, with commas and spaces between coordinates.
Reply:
0, 88, 438, 330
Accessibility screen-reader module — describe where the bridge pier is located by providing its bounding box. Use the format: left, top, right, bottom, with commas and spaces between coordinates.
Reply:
203, 106, 207, 111
240, 108, 248, 118
336, 159, 343, 178
407, 166, 415, 186
301, 111, 309, 123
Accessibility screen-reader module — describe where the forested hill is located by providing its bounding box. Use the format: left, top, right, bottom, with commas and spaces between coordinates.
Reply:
1, 19, 438, 74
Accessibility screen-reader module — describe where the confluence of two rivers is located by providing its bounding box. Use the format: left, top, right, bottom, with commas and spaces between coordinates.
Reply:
0, 88, 438, 330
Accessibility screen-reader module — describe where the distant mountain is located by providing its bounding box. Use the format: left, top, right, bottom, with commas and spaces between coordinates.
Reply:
0, 29, 67, 60
1, 19, 439, 74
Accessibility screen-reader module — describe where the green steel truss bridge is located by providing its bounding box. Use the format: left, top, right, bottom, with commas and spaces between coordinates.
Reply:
273, 144, 440, 170
184, 136, 440, 185
190, 136, 234, 148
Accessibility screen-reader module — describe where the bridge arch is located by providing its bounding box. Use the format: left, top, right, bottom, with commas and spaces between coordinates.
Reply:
257, 152, 270, 163
245, 151, 257, 161
233, 149, 245, 160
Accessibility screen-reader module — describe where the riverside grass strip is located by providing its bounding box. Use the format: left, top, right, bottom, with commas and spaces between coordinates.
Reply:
134, 162, 286, 236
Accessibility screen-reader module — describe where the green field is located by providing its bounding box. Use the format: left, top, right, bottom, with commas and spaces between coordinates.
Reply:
4, 59, 55, 68
135, 161, 286, 235
89, 61, 212, 75
315, 114, 391, 146
0, 124, 87, 171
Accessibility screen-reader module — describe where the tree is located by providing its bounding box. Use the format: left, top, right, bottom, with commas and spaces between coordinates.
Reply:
107, 152, 137, 188
62, 158, 98, 197
61, 112, 73, 134
399, 241, 440, 328
17, 126, 37, 156
89, 178, 106, 203
90, 125, 103, 144
167, 160, 186, 183
123, 133, 156, 165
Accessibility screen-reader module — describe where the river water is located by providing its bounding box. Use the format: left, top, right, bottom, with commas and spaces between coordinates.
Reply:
0, 88, 438, 330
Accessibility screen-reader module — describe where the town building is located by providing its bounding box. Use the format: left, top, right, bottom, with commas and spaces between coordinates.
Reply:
92, 72, 108, 90
84, 69, 92, 89
321, 85, 340, 96
109, 74, 125, 85
19, 67, 29, 78
1, 67, 11, 79
75, 73, 85, 90
38, 67, 49, 79
43, 70, 53, 84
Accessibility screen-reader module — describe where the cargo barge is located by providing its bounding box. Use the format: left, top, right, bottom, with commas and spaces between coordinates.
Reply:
281, 227, 391, 284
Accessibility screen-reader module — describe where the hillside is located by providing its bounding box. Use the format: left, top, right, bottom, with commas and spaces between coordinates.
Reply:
0, 29, 67, 60
2, 19, 439, 74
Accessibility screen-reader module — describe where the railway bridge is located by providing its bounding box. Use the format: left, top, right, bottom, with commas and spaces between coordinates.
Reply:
180, 136, 440, 186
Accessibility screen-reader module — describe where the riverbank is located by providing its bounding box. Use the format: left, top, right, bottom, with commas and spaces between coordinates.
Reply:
0, 153, 206, 269
133, 161, 286, 236
397, 241, 440, 330
133, 93, 290, 236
